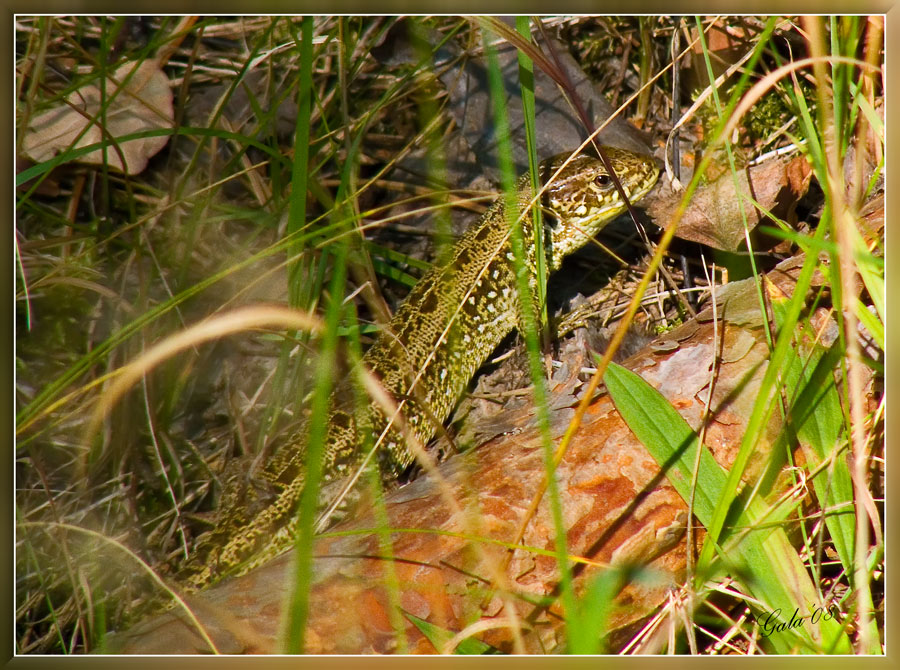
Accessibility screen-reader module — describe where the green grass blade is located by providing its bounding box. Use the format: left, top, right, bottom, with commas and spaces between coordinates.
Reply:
286, 15, 315, 308
482, 21, 577, 644
602, 361, 725, 520
567, 568, 628, 654
782, 341, 856, 577
852, 228, 884, 326
515, 17, 547, 331
16, 125, 290, 191
855, 297, 883, 352
769, 287, 857, 582
694, 249, 821, 580
16, 231, 297, 436
281, 16, 330, 655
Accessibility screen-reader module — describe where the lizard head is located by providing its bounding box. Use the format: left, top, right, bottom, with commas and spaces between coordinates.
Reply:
539, 148, 659, 269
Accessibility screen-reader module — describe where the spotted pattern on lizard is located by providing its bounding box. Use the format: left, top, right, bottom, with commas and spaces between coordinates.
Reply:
180, 148, 659, 589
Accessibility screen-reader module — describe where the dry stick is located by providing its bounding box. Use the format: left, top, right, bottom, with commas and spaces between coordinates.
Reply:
155, 16, 199, 68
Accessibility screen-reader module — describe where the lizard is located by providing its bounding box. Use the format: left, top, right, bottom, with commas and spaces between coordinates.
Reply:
179, 147, 659, 590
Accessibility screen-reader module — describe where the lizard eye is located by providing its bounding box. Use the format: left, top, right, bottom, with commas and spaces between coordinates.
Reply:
595, 174, 612, 187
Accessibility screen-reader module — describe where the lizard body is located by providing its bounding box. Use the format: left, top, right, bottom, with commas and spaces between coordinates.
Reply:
181, 148, 659, 589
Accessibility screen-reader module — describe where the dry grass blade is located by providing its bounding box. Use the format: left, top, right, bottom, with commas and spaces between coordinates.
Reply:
82, 305, 323, 464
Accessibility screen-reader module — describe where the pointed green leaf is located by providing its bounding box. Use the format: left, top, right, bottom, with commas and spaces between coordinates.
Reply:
403, 612, 498, 655
604, 361, 852, 653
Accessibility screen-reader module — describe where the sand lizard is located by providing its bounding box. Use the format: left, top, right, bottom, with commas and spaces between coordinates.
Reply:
180, 148, 659, 590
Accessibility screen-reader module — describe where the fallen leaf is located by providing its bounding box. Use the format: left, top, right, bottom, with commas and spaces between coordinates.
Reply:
21, 59, 173, 175
648, 155, 812, 251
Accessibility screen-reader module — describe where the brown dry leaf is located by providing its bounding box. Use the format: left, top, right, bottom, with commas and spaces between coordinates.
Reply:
679, 18, 761, 94
691, 19, 753, 79
21, 59, 173, 175
648, 154, 812, 251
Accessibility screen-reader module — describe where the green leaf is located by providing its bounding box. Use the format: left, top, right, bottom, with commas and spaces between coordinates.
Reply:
770, 284, 857, 579
603, 361, 852, 653
853, 229, 885, 327
601, 360, 725, 523
855, 297, 884, 352
403, 612, 498, 655
783, 341, 857, 579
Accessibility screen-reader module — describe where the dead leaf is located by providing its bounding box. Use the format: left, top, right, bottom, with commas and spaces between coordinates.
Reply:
21, 59, 173, 175
648, 155, 812, 251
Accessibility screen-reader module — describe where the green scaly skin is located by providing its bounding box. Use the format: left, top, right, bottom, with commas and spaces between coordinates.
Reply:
180, 148, 659, 590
